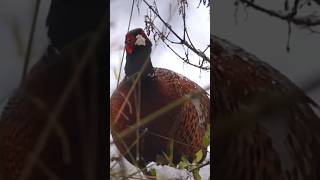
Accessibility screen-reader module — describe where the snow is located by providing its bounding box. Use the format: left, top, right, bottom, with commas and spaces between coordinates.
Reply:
154, 166, 193, 180
110, 134, 210, 180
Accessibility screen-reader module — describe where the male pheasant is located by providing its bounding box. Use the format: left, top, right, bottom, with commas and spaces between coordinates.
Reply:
110, 28, 210, 169
0, 1, 106, 180
213, 35, 320, 179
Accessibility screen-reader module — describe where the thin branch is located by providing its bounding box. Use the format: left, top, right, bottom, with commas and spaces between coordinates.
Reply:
163, 40, 210, 70
239, 0, 320, 26
188, 161, 210, 172
142, 0, 210, 63
113, 84, 210, 141
144, 12, 209, 70
117, 0, 136, 87
21, 0, 41, 84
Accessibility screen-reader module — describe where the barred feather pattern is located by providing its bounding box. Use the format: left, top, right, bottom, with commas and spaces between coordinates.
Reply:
212, 35, 320, 180
0, 93, 44, 180
110, 67, 209, 167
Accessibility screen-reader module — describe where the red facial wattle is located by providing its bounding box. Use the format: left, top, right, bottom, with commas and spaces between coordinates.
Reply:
125, 44, 133, 54
125, 34, 136, 55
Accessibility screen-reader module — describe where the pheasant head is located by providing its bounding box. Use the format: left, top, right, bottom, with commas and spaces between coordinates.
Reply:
124, 28, 154, 79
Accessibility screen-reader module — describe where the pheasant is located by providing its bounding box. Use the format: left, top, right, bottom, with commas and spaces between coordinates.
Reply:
0, 0, 106, 180
110, 28, 210, 170
213, 35, 320, 179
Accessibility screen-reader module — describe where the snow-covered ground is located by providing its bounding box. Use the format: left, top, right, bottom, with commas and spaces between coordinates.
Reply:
110, 135, 210, 180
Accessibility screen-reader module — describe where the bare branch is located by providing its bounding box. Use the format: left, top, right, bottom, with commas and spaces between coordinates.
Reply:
142, 0, 210, 70
239, 0, 320, 27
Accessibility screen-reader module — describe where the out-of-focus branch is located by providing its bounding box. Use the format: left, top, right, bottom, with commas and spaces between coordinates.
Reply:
235, 0, 320, 50
239, 0, 320, 27
21, 0, 41, 84
188, 161, 210, 172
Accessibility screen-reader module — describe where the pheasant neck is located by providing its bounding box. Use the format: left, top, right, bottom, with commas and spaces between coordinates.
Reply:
125, 53, 155, 80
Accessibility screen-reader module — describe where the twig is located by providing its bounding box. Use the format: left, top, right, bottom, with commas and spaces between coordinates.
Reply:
239, 0, 320, 26
142, 0, 210, 63
21, 0, 41, 84
188, 161, 210, 172
113, 84, 210, 140
117, 0, 136, 87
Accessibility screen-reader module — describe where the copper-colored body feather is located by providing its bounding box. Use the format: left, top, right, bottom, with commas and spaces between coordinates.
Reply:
213, 35, 320, 179
111, 67, 209, 167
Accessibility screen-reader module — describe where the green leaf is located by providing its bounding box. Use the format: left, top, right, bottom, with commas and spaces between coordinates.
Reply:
202, 124, 210, 147
150, 168, 156, 176
159, 139, 175, 167
181, 155, 190, 164
178, 161, 188, 169
192, 169, 201, 180
193, 150, 203, 163
178, 155, 191, 170
203, 137, 210, 147
161, 151, 174, 167
161, 152, 170, 163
